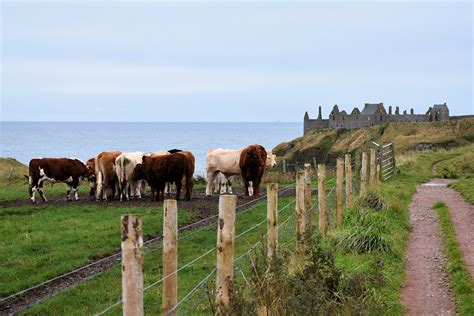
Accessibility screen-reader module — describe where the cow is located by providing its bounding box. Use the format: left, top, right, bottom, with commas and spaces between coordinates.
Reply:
132, 153, 192, 201
205, 148, 275, 196
27, 158, 92, 203
86, 158, 96, 196
95, 151, 121, 201
239, 144, 267, 197
115, 152, 147, 201
147, 149, 195, 198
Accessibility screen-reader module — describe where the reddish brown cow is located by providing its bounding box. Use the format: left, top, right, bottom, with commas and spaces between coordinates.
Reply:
95, 151, 121, 201
86, 158, 96, 196
239, 144, 267, 197
132, 153, 192, 201
28, 158, 92, 203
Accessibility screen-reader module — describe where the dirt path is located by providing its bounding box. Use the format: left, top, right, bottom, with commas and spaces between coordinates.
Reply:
401, 177, 474, 315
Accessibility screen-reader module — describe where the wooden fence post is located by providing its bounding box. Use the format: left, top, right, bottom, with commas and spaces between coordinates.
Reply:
361, 152, 368, 195
267, 183, 278, 261
345, 154, 353, 209
318, 164, 327, 236
162, 200, 178, 316
121, 215, 144, 316
354, 152, 360, 196
303, 163, 312, 237
370, 148, 377, 187
216, 195, 237, 314
295, 170, 305, 256
336, 158, 344, 225
282, 159, 287, 174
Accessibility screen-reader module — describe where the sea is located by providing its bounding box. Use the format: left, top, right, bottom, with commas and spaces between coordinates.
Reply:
0, 122, 301, 176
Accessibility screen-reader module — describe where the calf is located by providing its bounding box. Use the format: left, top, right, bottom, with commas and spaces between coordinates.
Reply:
28, 158, 92, 202
239, 144, 267, 197
95, 151, 121, 201
132, 153, 192, 201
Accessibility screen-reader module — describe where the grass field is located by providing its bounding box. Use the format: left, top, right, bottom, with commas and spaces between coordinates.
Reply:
2, 143, 474, 314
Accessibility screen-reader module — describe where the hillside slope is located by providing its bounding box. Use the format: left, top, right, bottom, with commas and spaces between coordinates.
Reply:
0, 158, 28, 185
273, 118, 474, 165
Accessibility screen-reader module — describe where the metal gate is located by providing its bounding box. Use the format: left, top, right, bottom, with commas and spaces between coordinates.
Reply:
373, 142, 396, 180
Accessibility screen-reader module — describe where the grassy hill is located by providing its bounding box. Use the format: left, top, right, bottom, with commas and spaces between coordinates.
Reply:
273, 118, 474, 165
0, 158, 28, 185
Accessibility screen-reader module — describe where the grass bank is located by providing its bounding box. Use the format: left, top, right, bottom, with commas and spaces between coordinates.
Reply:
433, 202, 474, 315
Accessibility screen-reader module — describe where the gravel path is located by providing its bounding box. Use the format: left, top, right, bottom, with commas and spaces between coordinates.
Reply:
401, 179, 455, 315
401, 177, 474, 315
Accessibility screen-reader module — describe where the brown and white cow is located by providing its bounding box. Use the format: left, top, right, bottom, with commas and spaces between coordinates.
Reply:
28, 158, 92, 203
132, 153, 193, 201
239, 144, 267, 197
115, 152, 146, 201
205, 148, 275, 196
95, 151, 121, 201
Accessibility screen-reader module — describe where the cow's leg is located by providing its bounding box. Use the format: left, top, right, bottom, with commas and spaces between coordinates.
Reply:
219, 176, 227, 194
248, 181, 254, 197
103, 174, 111, 201
135, 180, 142, 199
38, 182, 47, 202
71, 178, 80, 200
175, 179, 182, 201
242, 176, 250, 196
66, 183, 72, 201
30, 185, 37, 203
206, 170, 217, 196
227, 177, 233, 194
150, 186, 155, 201
96, 172, 103, 201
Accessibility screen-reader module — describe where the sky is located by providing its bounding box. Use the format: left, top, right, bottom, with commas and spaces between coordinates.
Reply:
1, 1, 472, 122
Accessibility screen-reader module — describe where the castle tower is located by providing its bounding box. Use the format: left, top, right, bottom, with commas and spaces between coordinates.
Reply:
304, 111, 309, 120
388, 106, 392, 115
410, 108, 414, 115
317, 106, 322, 120
395, 106, 400, 115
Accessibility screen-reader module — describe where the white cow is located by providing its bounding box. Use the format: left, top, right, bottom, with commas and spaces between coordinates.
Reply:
205, 149, 277, 196
116, 152, 146, 201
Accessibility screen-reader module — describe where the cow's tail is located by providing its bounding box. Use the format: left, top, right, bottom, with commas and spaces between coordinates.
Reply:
117, 157, 127, 194
28, 177, 33, 196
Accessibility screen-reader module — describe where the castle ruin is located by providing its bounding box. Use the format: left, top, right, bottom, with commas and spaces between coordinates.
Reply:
304, 102, 449, 135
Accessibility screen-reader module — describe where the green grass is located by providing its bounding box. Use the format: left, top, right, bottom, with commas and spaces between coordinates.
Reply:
4, 145, 474, 314
0, 203, 194, 297
433, 202, 474, 315
450, 178, 474, 204
23, 196, 299, 315
432, 145, 474, 204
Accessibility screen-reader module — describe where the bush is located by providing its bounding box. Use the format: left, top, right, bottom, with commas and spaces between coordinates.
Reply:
231, 237, 385, 315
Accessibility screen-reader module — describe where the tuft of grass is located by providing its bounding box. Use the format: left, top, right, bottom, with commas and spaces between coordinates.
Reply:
354, 190, 388, 211
433, 202, 474, 315
336, 208, 391, 254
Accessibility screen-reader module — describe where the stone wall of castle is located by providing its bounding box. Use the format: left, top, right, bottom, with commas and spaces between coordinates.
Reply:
303, 103, 449, 135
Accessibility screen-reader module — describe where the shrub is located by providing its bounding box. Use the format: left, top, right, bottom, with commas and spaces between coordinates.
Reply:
231, 237, 385, 315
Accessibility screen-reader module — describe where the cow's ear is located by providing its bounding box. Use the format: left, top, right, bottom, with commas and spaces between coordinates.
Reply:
142, 155, 147, 163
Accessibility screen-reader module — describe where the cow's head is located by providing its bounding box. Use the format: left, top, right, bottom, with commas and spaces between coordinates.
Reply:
244, 145, 266, 166
266, 152, 277, 167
